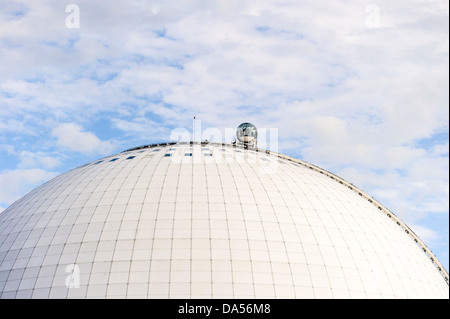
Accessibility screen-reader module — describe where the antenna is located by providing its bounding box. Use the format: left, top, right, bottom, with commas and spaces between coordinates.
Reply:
193, 116, 196, 143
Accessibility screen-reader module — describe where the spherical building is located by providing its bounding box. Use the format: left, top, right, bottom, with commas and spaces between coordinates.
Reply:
0, 141, 448, 299
236, 123, 258, 148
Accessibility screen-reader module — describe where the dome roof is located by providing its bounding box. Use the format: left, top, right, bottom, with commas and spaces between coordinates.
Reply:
0, 142, 448, 299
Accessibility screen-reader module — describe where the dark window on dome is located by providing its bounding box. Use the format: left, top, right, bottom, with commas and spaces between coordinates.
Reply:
153, 149, 160, 152
94, 161, 103, 165
164, 153, 172, 157
185, 153, 192, 156
126, 156, 135, 160
109, 158, 118, 162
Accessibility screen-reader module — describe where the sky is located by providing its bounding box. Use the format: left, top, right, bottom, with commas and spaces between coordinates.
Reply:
0, 0, 448, 272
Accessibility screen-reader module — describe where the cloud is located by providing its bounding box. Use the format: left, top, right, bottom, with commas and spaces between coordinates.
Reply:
0, 168, 57, 207
17, 150, 61, 169
0, 0, 448, 270
52, 123, 114, 155
409, 224, 441, 246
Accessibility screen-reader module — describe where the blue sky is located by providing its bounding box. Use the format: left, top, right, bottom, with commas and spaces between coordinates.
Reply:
0, 0, 448, 271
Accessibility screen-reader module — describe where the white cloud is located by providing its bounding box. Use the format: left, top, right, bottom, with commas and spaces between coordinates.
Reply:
0, 0, 448, 270
409, 224, 440, 245
52, 123, 114, 155
0, 168, 57, 206
18, 150, 61, 169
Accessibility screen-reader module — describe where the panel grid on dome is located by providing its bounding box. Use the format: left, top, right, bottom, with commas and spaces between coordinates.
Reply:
0, 143, 448, 299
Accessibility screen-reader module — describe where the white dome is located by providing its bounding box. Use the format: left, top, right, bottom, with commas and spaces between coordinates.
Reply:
0, 143, 448, 299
